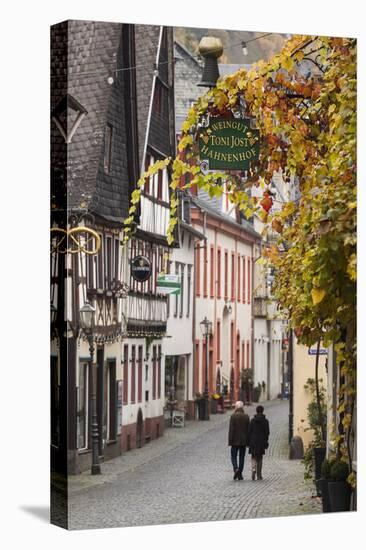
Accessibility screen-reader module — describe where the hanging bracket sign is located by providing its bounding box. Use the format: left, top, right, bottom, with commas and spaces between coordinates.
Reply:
199, 117, 260, 171
130, 255, 152, 282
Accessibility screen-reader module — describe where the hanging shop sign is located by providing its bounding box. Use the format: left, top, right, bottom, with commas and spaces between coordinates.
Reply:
156, 274, 181, 295
199, 117, 260, 171
130, 255, 152, 282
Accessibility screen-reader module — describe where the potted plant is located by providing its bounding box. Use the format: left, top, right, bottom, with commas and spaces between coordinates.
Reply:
328, 460, 352, 512
317, 458, 335, 513
195, 392, 205, 420
303, 378, 327, 493
253, 383, 262, 403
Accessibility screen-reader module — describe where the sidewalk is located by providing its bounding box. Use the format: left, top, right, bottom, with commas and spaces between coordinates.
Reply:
67, 400, 262, 494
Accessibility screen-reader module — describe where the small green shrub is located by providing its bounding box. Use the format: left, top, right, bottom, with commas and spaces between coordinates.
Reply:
321, 458, 336, 479
330, 460, 349, 482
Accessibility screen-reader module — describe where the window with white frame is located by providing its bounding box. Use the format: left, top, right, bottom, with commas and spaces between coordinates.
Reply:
77, 361, 89, 450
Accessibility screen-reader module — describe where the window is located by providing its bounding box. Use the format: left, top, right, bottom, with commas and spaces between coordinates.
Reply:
157, 345, 162, 399
246, 341, 250, 370
105, 236, 112, 289
216, 320, 221, 361
224, 250, 228, 300
123, 345, 128, 405
195, 246, 201, 296
77, 361, 89, 450
247, 257, 251, 304
174, 262, 179, 317
237, 253, 241, 302
153, 81, 162, 114
137, 346, 143, 403
107, 360, 116, 441
153, 80, 166, 115
187, 265, 192, 317
195, 341, 200, 395
157, 170, 163, 200
180, 264, 185, 318
243, 256, 246, 304
203, 243, 208, 297
87, 238, 95, 289
152, 346, 157, 400
210, 245, 215, 298
231, 252, 235, 301
97, 235, 104, 289
104, 124, 113, 174
130, 346, 136, 404
167, 259, 172, 317
217, 248, 221, 298
242, 341, 245, 369
230, 322, 234, 361
114, 238, 119, 284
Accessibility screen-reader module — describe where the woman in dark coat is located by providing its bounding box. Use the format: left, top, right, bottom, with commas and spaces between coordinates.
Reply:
247, 405, 270, 480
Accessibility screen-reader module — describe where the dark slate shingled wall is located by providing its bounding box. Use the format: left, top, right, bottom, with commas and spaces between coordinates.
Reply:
134, 24, 161, 171
51, 21, 68, 215
51, 21, 176, 222
65, 20, 130, 221
147, 26, 176, 159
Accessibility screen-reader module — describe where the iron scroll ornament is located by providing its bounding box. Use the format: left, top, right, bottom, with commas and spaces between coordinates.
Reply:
50, 226, 101, 255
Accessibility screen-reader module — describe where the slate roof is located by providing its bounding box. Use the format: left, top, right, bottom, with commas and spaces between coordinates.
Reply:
51, 21, 174, 224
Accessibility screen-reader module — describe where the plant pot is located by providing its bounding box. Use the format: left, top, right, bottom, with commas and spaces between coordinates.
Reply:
313, 447, 326, 486
211, 399, 218, 414
328, 481, 352, 512
317, 478, 332, 513
253, 387, 261, 402
196, 398, 206, 420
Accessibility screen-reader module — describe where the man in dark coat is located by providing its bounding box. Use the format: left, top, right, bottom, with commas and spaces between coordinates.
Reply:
228, 401, 250, 480
248, 405, 270, 480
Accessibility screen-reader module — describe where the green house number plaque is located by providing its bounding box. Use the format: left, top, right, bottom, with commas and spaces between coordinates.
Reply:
199, 117, 260, 171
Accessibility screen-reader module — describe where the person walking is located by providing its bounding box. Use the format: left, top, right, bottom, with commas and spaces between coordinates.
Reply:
248, 405, 270, 480
228, 401, 250, 480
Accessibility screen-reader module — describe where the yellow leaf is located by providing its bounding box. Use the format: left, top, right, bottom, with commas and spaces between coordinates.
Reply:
311, 287, 326, 305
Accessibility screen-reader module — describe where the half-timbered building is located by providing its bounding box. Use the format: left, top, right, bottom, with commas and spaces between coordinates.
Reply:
50, 21, 176, 474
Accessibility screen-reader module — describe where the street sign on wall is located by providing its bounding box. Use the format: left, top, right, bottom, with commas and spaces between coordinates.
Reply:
308, 346, 328, 355
157, 274, 181, 295
199, 117, 260, 170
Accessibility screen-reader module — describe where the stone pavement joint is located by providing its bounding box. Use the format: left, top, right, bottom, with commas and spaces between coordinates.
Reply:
67, 399, 322, 529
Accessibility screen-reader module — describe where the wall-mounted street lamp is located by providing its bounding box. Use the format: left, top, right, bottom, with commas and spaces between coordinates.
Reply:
200, 316, 213, 420
79, 302, 101, 475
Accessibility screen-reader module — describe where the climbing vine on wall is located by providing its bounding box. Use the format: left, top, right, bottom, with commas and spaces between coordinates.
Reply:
122, 34, 356, 470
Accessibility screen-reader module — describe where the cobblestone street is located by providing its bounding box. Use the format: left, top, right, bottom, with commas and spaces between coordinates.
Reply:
67, 400, 321, 529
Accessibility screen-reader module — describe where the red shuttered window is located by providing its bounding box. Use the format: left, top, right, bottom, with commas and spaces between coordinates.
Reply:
210, 245, 215, 298
123, 345, 128, 405
217, 248, 221, 298
224, 250, 228, 300
137, 346, 143, 403
130, 346, 136, 404
243, 256, 246, 304
152, 345, 157, 400
195, 245, 201, 296
203, 243, 208, 297
237, 253, 241, 302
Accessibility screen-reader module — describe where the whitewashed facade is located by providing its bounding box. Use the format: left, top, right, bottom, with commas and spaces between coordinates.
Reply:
191, 193, 260, 403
